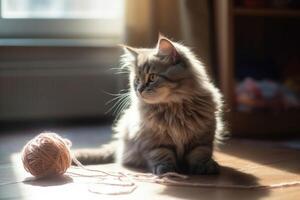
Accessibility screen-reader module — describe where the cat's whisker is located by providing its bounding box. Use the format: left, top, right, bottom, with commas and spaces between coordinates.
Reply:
105, 94, 128, 105
102, 90, 130, 106
108, 67, 120, 70
112, 95, 130, 116
107, 67, 129, 75
102, 90, 129, 97
117, 94, 130, 113
115, 72, 130, 75
115, 97, 131, 119
106, 97, 127, 115
106, 93, 130, 115
105, 95, 127, 112
107, 67, 125, 72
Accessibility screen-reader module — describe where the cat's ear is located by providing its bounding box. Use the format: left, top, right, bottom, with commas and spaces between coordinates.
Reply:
120, 44, 139, 58
157, 35, 179, 63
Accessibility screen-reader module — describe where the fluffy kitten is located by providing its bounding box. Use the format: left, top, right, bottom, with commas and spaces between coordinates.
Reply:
74, 35, 225, 175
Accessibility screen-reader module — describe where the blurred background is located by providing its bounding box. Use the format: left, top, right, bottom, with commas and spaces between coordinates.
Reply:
0, 0, 299, 138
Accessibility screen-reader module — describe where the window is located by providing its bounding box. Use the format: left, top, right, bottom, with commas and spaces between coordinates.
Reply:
0, 0, 124, 43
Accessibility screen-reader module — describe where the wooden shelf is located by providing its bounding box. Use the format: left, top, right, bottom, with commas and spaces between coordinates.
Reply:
234, 7, 300, 17
214, 0, 300, 137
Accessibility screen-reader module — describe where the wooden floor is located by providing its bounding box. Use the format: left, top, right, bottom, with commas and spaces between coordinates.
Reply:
0, 123, 300, 200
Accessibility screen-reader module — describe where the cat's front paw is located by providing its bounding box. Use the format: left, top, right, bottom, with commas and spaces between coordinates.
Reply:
153, 163, 176, 175
189, 158, 220, 175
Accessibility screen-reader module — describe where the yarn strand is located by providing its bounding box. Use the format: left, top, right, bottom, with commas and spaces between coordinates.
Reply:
71, 156, 300, 195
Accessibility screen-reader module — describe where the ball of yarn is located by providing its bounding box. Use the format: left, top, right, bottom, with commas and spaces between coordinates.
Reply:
21, 132, 72, 178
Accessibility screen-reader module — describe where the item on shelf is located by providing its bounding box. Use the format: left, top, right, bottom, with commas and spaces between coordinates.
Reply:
236, 77, 300, 112
283, 57, 300, 94
285, 77, 300, 95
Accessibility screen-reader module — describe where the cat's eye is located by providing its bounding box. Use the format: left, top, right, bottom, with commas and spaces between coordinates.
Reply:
148, 74, 157, 82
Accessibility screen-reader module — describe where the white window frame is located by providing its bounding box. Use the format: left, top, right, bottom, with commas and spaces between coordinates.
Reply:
0, 1, 124, 44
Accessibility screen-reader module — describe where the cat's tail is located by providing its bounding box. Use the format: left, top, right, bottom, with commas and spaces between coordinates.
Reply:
72, 141, 116, 165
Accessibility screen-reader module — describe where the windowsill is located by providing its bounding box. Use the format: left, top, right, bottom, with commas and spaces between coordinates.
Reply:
0, 38, 122, 47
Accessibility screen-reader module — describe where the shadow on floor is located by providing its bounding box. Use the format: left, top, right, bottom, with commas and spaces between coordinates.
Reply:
219, 139, 300, 174
23, 175, 73, 187
160, 166, 270, 200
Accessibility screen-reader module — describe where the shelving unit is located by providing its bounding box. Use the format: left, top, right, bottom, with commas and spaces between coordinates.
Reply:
214, 0, 300, 137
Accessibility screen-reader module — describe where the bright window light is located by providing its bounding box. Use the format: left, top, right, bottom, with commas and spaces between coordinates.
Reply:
1, 0, 123, 19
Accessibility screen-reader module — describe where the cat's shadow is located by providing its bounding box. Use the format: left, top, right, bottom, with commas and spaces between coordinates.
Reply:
159, 166, 270, 200
23, 174, 73, 187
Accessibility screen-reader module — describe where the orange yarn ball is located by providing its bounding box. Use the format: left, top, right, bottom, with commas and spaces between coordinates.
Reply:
21, 132, 72, 178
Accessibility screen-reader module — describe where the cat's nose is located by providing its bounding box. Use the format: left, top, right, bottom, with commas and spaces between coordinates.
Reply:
137, 85, 146, 93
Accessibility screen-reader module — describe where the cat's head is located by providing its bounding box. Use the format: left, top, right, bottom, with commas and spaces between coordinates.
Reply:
122, 35, 201, 104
